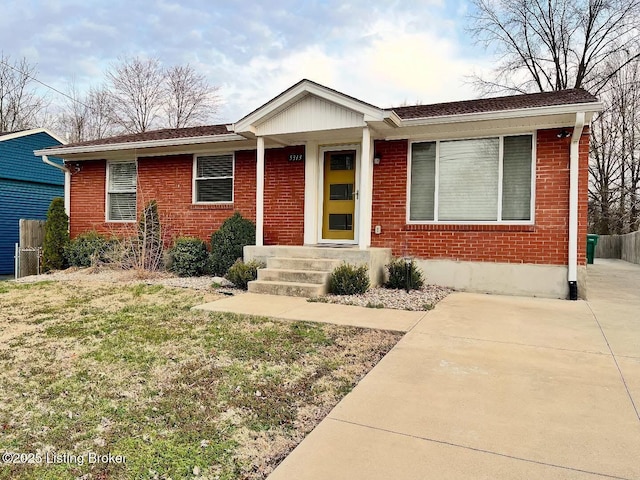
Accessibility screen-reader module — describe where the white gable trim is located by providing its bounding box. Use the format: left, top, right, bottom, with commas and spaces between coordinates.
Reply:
0, 127, 67, 145
233, 79, 395, 134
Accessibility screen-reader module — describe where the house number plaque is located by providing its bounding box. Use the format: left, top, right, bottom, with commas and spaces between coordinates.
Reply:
288, 153, 304, 162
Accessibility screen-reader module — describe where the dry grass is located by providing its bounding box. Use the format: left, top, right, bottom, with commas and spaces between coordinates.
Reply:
0, 280, 401, 479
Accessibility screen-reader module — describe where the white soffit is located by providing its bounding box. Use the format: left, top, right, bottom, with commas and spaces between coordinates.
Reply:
255, 94, 366, 136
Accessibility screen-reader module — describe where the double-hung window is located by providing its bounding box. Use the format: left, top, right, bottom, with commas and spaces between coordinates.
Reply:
107, 161, 137, 221
409, 135, 534, 223
194, 154, 234, 203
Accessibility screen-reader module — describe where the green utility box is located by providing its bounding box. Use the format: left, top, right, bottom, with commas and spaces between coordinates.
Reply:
586, 234, 599, 264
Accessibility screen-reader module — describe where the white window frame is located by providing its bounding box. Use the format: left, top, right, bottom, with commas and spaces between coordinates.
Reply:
192, 153, 235, 204
406, 133, 537, 225
105, 159, 137, 223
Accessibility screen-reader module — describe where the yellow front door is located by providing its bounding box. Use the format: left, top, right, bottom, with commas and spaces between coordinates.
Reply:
322, 150, 356, 241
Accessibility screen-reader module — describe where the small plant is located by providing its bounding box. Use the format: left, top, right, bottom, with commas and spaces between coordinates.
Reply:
64, 231, 112, 267
366, 301, 385, 309
167, 237, 209, 277
225, 259, 265, 290
385, 258, 424, 291
42, 197, 69, 272
329, 263, 370, 295
210, 212, 256, 276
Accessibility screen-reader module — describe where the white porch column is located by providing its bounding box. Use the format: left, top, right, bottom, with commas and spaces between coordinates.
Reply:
358, 126, 373, 250
303, 141, 319, 245
256, 136, 265, 247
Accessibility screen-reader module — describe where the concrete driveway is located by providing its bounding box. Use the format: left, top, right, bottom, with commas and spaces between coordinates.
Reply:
268, 259, 640, 480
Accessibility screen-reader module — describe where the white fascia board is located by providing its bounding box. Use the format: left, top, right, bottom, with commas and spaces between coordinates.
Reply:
234, 80, 386, 132
34, 133, 245, 157
399, 102, 604, 127
1, 127, 67, 145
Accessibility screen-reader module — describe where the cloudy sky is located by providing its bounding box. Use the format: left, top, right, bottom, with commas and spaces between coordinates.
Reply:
1, 0, 492, 123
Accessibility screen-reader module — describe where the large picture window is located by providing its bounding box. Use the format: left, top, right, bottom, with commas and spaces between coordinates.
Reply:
107, 161, 137, 221
194, 154, 234, 203
409, 135, 533, 223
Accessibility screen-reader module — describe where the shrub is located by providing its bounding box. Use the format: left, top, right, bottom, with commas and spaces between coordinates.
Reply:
385, 258, 424, 290
167, 237, 210, 277
329, 263, 370, 295
137, 200, 163, 271
64, 231, 112, 267
225, 259, 265, 290
210, 212, 256, 275
42, 197, 69, 272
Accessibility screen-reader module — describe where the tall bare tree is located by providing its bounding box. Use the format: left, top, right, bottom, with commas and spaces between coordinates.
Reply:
105, 57, 220, 134
469, 0, 640, 234
0, 53, 47, 132
589, 59, 640, 234
106, 57, 165, 134
59, 83, 116, 142
468, 0, 640, 95
165, 64, 219, 128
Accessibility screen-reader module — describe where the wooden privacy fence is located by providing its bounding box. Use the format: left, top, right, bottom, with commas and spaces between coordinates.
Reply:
16, 219, 46, 278
594, 230, 640, 265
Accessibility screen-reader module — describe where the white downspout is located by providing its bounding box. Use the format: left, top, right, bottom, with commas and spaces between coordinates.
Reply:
42, 155, 71, 218
568, 112, 585, 299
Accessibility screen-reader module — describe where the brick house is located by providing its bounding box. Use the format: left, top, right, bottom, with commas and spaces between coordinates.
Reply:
36, 80, 602, 299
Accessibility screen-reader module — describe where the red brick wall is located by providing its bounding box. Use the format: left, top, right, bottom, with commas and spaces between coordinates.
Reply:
370, 128, 590, 266
263, 146, 305, 245
68, 148, 305, 246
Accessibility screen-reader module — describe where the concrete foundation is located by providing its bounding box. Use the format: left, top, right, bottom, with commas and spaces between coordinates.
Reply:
415, 259, 587, 300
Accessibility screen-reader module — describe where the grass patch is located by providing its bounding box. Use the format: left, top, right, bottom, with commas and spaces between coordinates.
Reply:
0, 280, 401, 479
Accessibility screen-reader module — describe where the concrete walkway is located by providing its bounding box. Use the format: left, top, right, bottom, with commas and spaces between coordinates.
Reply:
193, 293, 426, 332
264, 259, 640, 480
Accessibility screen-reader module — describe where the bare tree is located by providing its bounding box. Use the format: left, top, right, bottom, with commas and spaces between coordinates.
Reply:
588, 54, 640, 234
106, 57, 165, 134
59, 83, 117, 142
468, 0, 640, 95
105, 57, 220, 134
164, 64, 219, 128
0, 53, 47, 132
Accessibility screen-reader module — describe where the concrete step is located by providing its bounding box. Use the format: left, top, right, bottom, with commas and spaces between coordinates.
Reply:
257, 268, 329, 284
267, 257, 341, 272
248, 280, 327, 298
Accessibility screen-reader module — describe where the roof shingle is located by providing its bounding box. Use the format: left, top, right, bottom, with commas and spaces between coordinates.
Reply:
391, 88, 598, 120
45, 88, 599, 151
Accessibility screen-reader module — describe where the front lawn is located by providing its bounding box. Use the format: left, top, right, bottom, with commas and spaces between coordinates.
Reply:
0, 281, 401, 479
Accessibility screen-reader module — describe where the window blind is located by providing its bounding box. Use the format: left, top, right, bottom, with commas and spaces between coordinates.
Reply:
108, 161, 136, 221
502, 135, 532, 220
410, 142, 436, 221
438, 138, 499, 221
196, 155, 233, 202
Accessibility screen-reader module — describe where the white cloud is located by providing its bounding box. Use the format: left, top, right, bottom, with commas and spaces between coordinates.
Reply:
213, 14, 489, 121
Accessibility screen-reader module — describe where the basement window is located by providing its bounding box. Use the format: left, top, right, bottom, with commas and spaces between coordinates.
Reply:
194, 154, 234, 203
106, 161, 137, 222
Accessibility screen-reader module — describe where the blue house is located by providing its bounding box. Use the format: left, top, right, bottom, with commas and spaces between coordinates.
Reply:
0, 129, 66, 274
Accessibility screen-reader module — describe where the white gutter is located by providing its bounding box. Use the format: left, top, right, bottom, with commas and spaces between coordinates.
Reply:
568, 112, 585, 299
34, 133, 246, 157
42, 155, 71, 218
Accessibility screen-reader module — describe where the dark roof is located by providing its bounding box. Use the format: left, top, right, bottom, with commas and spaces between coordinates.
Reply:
60, 124, 230, 148
391, 89, 599, 120
46, 88, 599, 151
